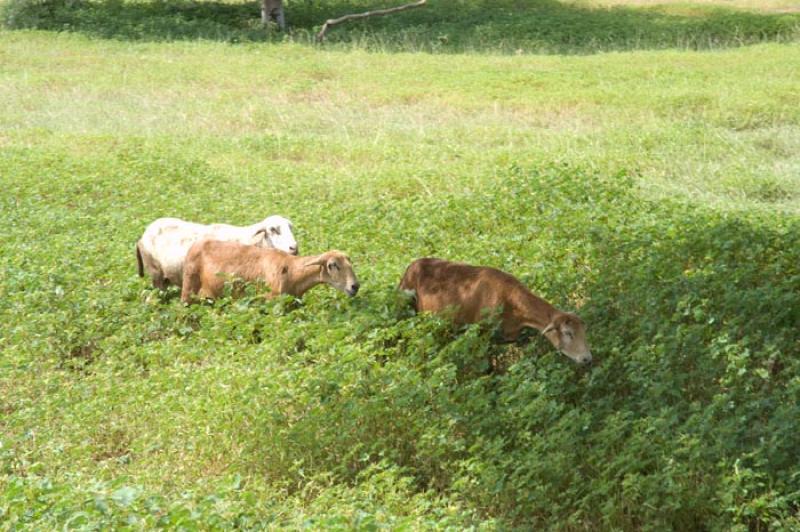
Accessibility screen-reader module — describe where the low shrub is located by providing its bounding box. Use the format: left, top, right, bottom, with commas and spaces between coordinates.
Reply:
2, 159, 799, 528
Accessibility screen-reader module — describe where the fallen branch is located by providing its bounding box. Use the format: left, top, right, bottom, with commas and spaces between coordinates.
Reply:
316, 0, 427, 42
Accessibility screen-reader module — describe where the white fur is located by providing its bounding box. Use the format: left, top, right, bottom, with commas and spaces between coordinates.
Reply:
137, 215, 297, 288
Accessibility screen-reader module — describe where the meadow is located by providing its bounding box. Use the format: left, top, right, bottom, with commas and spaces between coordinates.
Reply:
1, 0, 800, 528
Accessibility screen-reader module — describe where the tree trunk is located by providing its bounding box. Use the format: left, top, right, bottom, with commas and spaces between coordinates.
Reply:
261, 0, 285, 30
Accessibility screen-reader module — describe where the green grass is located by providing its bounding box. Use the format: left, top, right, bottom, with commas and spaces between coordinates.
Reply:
3, 0, 800, 52
2, 2, 800, 529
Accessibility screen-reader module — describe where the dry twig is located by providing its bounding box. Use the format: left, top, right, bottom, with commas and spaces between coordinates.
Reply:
316, 0, 427, 42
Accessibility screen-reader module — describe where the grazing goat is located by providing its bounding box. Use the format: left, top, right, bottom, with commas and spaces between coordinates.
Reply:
181, 239, 359, 303
399, 258, 592, 364
136, 215, 297, 289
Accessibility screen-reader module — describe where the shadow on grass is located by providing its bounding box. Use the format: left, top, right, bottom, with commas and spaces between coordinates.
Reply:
234, 192, 800, 528
3, 0, 800, 53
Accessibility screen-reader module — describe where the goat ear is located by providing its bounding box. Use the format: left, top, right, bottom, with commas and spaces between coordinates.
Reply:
303, 256, 327, 268
252, 228, 267, 241
541, 323, 556, 335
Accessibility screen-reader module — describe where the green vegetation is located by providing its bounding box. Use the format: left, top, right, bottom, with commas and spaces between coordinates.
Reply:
2, 1, 800, 528
3, 0, 800, 52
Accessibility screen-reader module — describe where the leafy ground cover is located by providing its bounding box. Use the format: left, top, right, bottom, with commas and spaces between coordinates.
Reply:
1, 2, 800, 528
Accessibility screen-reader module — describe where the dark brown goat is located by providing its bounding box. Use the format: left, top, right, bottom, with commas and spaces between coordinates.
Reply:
399, 258, 591, 364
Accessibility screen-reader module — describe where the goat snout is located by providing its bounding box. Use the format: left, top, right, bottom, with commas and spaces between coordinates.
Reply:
348, 282, 360, 296
288, 245, 298, 255
579, 353, 593, 365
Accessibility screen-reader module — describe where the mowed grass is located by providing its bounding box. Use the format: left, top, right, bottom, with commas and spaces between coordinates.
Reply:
2, 3, 800, 529
2, 33, 799, 211
582, 0, 800, 11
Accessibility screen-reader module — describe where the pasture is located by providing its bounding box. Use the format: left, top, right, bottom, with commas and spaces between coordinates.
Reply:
1, 0, 800, 528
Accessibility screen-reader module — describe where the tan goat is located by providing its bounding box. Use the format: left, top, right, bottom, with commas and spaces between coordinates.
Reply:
399, 258, 592, 364
181, 239, 359, 303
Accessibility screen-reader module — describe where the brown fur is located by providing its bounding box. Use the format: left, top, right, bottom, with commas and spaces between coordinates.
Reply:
399, 258, 592, 363
181, 239, 358, 303
136, 243, 144, 277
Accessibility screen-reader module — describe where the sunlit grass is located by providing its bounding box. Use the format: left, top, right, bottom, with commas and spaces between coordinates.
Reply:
2, 33, 798, 212
580, 0, 800, 11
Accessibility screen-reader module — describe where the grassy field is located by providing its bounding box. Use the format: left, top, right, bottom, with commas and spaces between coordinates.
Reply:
582, 0, 800, 11
4, 0, 800, 51
2, 0, 800, 529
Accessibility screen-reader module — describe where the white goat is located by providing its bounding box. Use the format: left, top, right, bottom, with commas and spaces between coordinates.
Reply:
136, 215, 297, 289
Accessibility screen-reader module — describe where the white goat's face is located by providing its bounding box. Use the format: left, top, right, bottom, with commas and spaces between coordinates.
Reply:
253, 216, 298, 255
542, 313, 592, 365
323, 252, 360, 297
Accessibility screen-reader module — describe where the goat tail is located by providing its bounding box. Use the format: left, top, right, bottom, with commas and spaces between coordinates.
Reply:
397, 267, 411, 291
136, 241, 144, 277
398, 259, 420, 291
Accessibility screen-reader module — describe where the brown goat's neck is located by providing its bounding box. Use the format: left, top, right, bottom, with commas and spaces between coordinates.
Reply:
286, 255, 326, 297
517, 288, 558, 330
